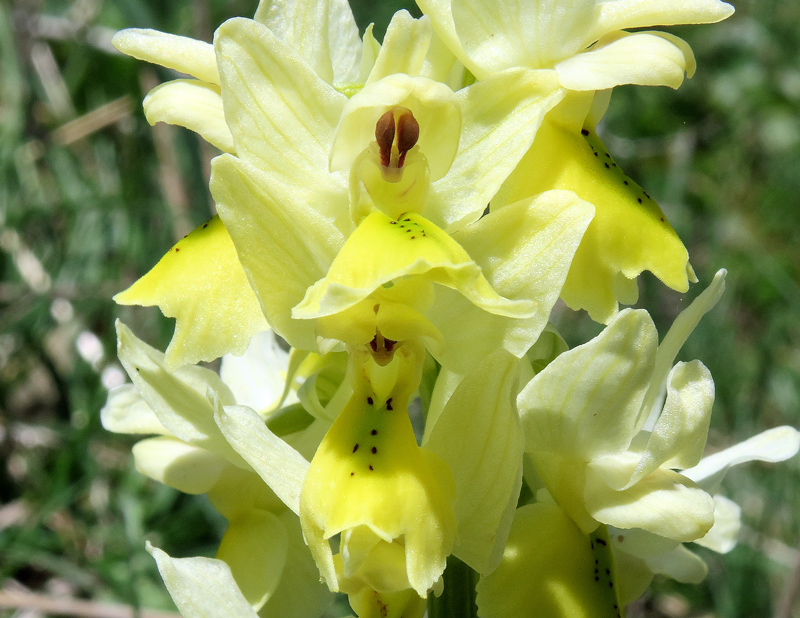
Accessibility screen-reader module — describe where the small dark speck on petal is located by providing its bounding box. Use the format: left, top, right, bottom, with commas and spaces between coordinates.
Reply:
371, 446, 377, 454
604, 162, 610, 169
581, 129, 590, 136
637, 198, 642, 203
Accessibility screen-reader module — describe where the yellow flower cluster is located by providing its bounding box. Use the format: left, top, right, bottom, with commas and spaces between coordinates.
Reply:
104, 1, 800, 617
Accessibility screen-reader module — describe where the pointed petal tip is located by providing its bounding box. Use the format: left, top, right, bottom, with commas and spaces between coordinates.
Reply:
111, 28, 147, 54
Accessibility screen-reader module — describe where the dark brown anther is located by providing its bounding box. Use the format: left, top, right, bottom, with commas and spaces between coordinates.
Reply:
369, 330, 399, 366
375, 111, 395, 168
396, 111, 420, 167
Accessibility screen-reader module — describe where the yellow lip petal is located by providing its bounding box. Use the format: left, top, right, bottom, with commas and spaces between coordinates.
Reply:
293, 209, 534, 322
497, 114, 691, 323
114, 216, 268, 369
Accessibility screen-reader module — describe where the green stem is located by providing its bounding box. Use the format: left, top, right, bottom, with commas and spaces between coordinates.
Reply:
427, 556, 480, 618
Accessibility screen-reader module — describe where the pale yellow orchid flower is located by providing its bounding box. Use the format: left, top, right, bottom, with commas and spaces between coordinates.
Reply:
110, 0, 367, 369
208, 15, 593, 373
417, 0, 735, 322
113, 7, 588, 373
102, 324, 335, 617
210, 341, 452, 616
476, 426, 800, 617
517, 270, 728, 540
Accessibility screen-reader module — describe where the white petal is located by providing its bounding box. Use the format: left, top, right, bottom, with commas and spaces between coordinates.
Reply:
211, 154, 344, 352
214, 18, 348, 224
694, 494, 741, 554
610, 527, 681, 559
519, 309, 657, 460
115, 321, 247, 467
430, 190, 593, 374
449, 0, 596, 75
148, 544, 259, 618
628, 361, 714, 486
254, 0, 333, 83
586, 467, 714, 542
416, 0, 479, 78
638, 269, 725, 429
143, 79, 234, 153
590, 0, 734, 44
133, 436, 227, 494
645, 545, 708, 584
366, 12, 432, 84
423, 350, 524, 573
427, 69, 565, 231
255, 0, 361, 86
556, 31, 695, 91
421, 28, 464, 89
683, 426, 800, 492
220, 330, 289, 414
113, 29, 219, 84
357, 24, 381, 85
327, 0, 362, 85
215, 404, 309, 515
101, 384, 167, 435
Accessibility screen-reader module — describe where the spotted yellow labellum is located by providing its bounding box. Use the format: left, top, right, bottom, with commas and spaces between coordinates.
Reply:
496, 112, 693, 323
299, 341, 456, 598
114, 216, 268, 369
293, 209, 534, 330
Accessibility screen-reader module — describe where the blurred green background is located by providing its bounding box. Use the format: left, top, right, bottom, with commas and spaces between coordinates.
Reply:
0, 0, 798, 617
